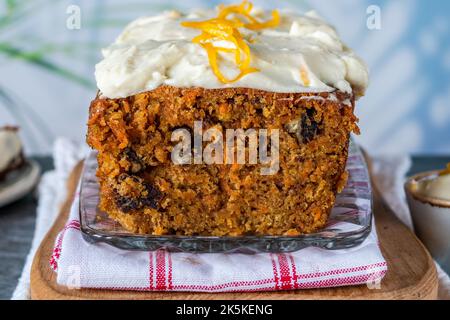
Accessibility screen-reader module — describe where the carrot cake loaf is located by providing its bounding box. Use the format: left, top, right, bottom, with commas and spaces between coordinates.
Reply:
87, 1, 369, 236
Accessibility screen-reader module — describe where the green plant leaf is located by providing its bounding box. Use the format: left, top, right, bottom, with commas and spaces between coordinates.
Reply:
6, 0, 19, 12
0, 0, 52, 30
0, 42, 95, 88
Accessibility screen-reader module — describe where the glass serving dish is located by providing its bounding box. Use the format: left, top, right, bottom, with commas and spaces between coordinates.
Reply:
79, 140, 373, 253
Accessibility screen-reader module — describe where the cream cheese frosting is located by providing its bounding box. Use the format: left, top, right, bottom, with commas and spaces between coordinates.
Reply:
95, 8, 369, 99
0, 129, 22, 172
418, 173, 450, 201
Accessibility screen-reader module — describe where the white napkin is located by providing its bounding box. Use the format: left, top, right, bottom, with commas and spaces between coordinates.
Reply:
50, 184, 386, 292
11, 138, 89, 300
11, 139, 450, 299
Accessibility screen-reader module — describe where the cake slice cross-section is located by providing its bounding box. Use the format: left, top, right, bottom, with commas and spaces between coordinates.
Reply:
87, 2, 368, 236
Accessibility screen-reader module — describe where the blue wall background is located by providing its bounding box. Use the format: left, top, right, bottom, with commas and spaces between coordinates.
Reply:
0, 0, 449, 155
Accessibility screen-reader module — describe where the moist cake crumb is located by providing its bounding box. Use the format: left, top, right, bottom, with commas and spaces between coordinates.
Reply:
87, 86, 358, 236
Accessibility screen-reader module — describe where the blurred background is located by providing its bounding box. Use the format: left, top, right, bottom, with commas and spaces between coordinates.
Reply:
1, 0, 449, 155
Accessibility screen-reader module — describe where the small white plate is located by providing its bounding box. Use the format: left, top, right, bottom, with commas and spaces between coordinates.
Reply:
0, 160, 41, 208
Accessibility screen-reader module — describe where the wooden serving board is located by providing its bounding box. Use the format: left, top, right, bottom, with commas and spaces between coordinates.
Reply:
30, 160, 438, 300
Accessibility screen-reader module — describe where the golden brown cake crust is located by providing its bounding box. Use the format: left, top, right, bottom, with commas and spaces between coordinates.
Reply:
87, 85, 359, 236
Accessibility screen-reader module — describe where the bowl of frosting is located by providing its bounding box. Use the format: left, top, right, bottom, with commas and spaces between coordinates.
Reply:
405, 163, 450, 272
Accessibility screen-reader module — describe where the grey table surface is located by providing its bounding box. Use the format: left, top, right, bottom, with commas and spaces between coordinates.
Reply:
0, 155, 449, 300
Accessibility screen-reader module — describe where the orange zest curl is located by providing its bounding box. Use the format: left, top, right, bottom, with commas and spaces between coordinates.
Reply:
217, 0, 280, 31
181, 1, 280, 84
439, 163, 450, 176
300, 65, 310, 87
